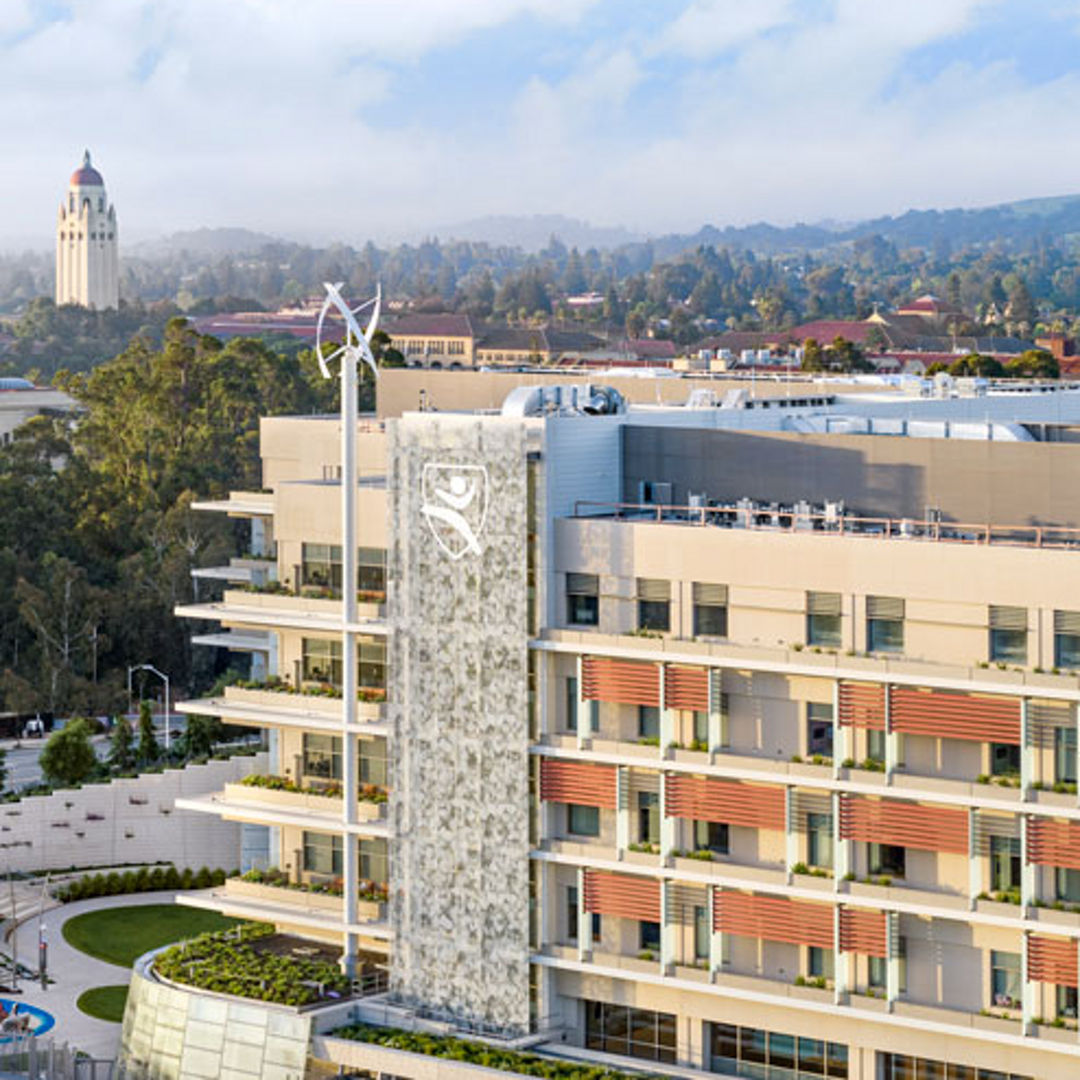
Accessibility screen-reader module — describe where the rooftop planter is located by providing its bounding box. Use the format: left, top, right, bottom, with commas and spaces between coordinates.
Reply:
226, 870, 386, 917
153, 924, 351, 1007
226, 777, 387, 820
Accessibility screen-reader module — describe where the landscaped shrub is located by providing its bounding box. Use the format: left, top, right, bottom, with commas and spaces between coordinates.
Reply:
154, 924, 349, 1006
334, 1025, 656, 1080
57, 866, 228, 902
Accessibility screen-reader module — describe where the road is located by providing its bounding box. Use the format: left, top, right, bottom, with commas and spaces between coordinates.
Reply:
2, 716, 186, 793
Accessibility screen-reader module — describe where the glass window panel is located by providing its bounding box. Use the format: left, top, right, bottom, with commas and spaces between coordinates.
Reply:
694, 603, 727, 637
694, 905, 709, 960
639, 706, 660, 739
694, 820, 729, 854
1055, 631, 1080, 669
358, 837, 387, 884
918, 1060, 946, 1080
638, 791, 659, 845
711, 1023, 739, 1062
990, 742, 1020, 777
826, 1042, 848, 1078
638, 600, 670, 632
990, 950, 1021, 1006
990, 628, 1026, 664
808, 812, 833, 868
946, 1068, 974, 1080
302, 831, 342, 876
566, 677, 578, 733
1056, 866, 1080, 902
807, 613, 841, 648
798, 1037, 826, 1075
638, 921, 660, 951
868, 617, 904, 654
1055, 726, 1077, 784
768, 1032, 796, 1069
568, 593, 599, 627
567, 804, 600, 837
302, 733, 341, 780
741, 1028, 768, 1065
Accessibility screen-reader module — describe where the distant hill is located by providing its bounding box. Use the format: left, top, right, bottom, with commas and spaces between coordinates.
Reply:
434, 214, 642, 252
131, 227, 286, 257
645, 194, 1080, 260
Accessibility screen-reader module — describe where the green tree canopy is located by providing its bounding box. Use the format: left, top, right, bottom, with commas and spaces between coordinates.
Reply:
40, 719, 97, 787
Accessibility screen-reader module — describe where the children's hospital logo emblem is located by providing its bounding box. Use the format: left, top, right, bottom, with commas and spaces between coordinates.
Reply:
420, 463, 489, 559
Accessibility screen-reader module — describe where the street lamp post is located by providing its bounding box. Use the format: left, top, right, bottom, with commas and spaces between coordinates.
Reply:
127, 663, 171, 753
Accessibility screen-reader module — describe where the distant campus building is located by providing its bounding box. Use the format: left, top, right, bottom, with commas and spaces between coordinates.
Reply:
55, 150, 119, 310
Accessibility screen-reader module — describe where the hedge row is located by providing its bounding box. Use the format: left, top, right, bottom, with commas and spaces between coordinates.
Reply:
334, 1025, 659, 1080
57, 865, 229, 902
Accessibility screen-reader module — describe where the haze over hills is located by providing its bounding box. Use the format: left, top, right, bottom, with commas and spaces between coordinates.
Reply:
89, 193, 1080, 264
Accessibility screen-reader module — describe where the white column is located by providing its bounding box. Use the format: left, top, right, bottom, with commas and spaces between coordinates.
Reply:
577, 867, 591, 962
968, 808, 981, 907
709, 887, 725, 976
660, 772, 677, 859
833, 791, 851, 880
1021, 930, 1035, 1035
834, 680, 848, 779
576, 656, 588, 750
834, 905, 847, 1003
785, 786, 799, 879
1021, 699, 1033, 797
885, 685, 900, 781
340, 348, 359, 977
1021, 814, 1036, 908
660, 880, 675, 974
659, 665, 675, 758
708, 669, 725, 757
886, 911, 900, 1009
616, 767, 630, 856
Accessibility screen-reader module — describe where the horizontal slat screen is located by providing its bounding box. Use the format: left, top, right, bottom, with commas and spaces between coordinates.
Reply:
714, 891, 834, 948
1028, 935, 1078, 988
1054, 609, 1080, 635
693, 582, 728, 605
637, 578, 671, 602
665, 665, 709, 712
867, 596, 905, 620
889, 686, 1020, 745
989, 605, 1027, 630
807, 591, 841, 617
1028, 817, 1080, 871
583, 870, 660, 922
839, 795, 969, 854
538, 758, 616, 809
666, 774, 785, 830
838, 682, 886, 730
582, 656, 660, 707
839, 908, 888, 957
566, 573, 598, 596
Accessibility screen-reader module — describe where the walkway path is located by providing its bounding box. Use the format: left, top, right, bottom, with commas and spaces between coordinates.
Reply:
9, 890, 181, 1059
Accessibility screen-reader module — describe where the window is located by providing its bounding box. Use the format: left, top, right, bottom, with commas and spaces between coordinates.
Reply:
359, 837, 387, 884
867, 596, 905, 654
807, 703, 834, 757
867, 728, 886, 762
693, 820, 729, 855
869, 938, 907, 992
989, 605, 1027, 664
806, 592, 842, 648
693, 710, 708, 745
694, 905, 709, 961
638, 705, 660, 740
1055, 726, 1077, 785
359, 738, 387, 786
637, 578, 670, 632
991, 742, 1020, 778
567, 885, 579, 941
708, 1023, 848, 1078
567, 574, 599, 626
566, 677, 579, 732
1054, 610, 1080, 669
358, 547, 387, 597
302, 733, 341, 780
585, 1001, 676, 1064
638, 792, 659, 845
990, 949, 1021, 1008
990, 835, 1020, 892
807, 812, 833, 869
1056, 867, 1080, 903
881, 1056, 1029, 1080
302, 831, 342, 876
808, 946, 834, 979
868, 843, 905, 877
358, 637, 386, 690
1057, 985, 1078, 1019
302, 637, 342, 686
301, 542, 341, 592
568, 804, 600, 837
693, 582, 728, 637
639, 920, 660, 952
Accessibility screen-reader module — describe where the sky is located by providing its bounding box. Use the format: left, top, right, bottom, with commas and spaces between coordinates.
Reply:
3, 0, 1080, 248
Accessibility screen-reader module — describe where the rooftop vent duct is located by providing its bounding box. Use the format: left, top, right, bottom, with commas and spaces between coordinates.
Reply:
501, 383, 627, 418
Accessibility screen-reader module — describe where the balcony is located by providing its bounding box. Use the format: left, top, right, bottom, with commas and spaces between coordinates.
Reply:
175, 587, 387, 635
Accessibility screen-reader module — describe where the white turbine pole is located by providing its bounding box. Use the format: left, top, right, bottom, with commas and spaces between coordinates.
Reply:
315, 283, 380, 980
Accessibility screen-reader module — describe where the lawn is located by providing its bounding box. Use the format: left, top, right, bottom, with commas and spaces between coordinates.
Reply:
62, 904, 242, 968
76, 985, 129, 1023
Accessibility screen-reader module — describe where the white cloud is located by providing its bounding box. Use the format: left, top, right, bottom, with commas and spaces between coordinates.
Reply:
654, 0, 795, 59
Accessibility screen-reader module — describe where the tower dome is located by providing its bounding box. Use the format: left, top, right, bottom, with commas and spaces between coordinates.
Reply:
69, 149, 104, 187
